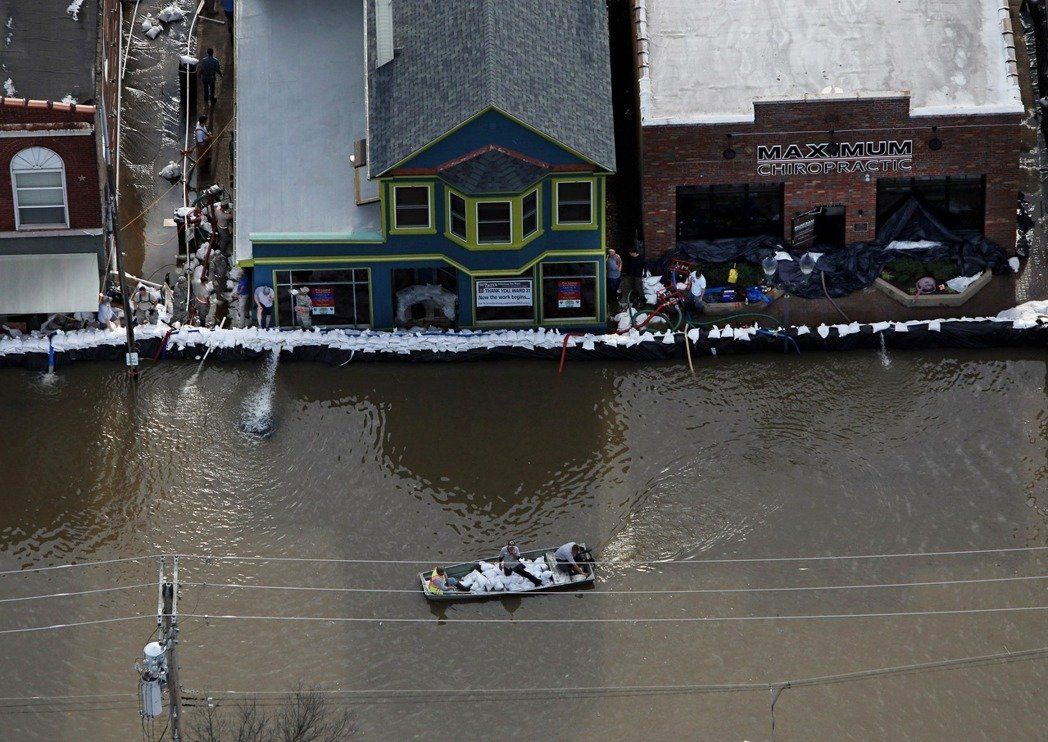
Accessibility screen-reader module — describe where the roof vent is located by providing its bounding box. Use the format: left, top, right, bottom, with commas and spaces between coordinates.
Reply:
376, 0, 394, 67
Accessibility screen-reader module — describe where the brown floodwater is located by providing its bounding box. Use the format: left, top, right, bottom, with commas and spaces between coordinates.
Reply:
0, 349, 1045, 740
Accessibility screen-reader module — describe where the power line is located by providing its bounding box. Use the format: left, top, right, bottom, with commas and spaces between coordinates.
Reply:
0, 556, 157, 577
0, 584, 155, 604
180, 645, 1048, 703
0, 616, 149, 636
4, 647, 1046, 713
177, 605, 1048, 625
178, 573, 1048, 597
1, 545, 1044, 578
175, 544, 1048, 566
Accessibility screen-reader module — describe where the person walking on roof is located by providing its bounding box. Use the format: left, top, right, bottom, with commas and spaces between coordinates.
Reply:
199, 48, 222, 109
499, 540, 542, 587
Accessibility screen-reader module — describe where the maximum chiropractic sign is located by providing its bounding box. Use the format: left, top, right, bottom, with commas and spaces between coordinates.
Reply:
756, 140, 913, 176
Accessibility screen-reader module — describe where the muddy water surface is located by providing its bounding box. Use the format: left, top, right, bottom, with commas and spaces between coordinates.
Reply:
0, 350, 1045, 740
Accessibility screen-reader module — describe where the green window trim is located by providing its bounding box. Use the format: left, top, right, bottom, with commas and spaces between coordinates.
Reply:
476, 199, 514, 245
538, 259, 603, 324
443, 185, 543, 250
389, 182, 437, 235
522, 189, 539, 238
552, 177, 598, 231
449, 192, 467, 240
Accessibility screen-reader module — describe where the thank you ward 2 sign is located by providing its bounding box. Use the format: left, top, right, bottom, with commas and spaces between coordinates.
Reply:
756, 140, 913, 176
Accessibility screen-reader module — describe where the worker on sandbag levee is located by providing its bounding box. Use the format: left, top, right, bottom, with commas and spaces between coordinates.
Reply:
292, 287, 313, 329
254, 285, 275, 328
132, 286, 157, 326
499, 540, 542, 587
215, 201, 235, 252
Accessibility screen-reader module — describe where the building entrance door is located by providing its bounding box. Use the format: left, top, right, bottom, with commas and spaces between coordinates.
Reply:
792, 206, 846, 250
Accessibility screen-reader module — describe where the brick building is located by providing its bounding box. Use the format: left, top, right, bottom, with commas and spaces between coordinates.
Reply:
0, 0, 105, 323
633, 0, 1026, 259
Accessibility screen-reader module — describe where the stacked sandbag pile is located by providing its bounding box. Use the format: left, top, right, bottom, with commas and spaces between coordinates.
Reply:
457, 559, 555, 595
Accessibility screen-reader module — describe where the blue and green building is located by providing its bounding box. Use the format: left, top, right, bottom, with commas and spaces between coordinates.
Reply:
234, 0, 616, 330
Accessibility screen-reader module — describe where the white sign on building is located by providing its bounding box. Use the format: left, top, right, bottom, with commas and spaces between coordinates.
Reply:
475, 279, 533, 307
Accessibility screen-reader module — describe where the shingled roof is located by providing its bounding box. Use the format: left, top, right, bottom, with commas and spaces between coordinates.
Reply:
0, 0, 98, 104
366, 0, 616, 177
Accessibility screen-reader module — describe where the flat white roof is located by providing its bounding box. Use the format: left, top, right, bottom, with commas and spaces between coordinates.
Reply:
235, 0, 380, 263
637, 0, 1024, 126
0, 253, 99, 314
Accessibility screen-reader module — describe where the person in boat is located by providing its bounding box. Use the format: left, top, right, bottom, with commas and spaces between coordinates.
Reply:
554, 542, 591, 577
426, 567, 467, 595
498, 540, 542, 587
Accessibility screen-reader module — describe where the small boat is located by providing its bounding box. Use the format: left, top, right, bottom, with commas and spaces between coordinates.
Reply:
419, 544, 595, 601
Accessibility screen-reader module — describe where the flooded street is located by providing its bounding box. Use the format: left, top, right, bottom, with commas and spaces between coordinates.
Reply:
0, 350, 1045, 740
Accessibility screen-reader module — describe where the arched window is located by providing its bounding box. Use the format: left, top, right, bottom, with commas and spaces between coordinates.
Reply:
11, 147, 69, 229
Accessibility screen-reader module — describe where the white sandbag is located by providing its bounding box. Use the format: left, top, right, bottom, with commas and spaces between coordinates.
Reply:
158, 5, 185, 23
145, 25, 163, 39
158, 161, 182, 181
141, 17, 153, 32
459, 571, 477, 589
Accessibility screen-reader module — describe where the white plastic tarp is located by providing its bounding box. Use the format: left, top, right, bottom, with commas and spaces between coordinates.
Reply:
0, 253, 99, 314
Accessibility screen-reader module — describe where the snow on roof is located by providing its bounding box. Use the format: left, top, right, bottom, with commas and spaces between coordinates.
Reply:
234, 0, 380, 264
636, 0, 1024, 126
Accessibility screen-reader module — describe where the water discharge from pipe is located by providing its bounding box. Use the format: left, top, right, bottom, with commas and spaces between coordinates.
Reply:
878, 333, 892, 368
239, 347, 280, 438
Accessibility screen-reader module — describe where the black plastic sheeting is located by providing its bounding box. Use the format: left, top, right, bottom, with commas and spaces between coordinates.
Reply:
662, 198, 1011, 298
2, 320, 1043, 373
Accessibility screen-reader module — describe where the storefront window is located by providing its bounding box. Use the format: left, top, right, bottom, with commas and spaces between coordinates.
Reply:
474, 276, 534, 323
876, 176, 985, 233
392, 267, 458, 326
676, 183, 783, 240
274, 269, 371, 328
541, 262, 598, 321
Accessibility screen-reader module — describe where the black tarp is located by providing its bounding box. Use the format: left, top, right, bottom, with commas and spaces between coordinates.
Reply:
661, 198, 1011, 298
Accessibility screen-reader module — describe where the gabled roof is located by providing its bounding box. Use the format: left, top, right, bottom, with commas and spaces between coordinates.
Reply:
439, 148, 548, 196
0, 0, 98, 104
366, 0, 616, 176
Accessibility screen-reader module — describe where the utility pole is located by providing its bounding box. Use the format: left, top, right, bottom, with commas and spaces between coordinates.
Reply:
104, 161, 139, 378
161, 556, 183, 741
769, 682, 790, 742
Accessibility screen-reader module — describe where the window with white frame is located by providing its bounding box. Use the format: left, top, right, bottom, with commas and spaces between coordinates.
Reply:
477, 201, 512, 244
556, 181, 593, 225
11, 147, 69, 229
392, 185, 431, 229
